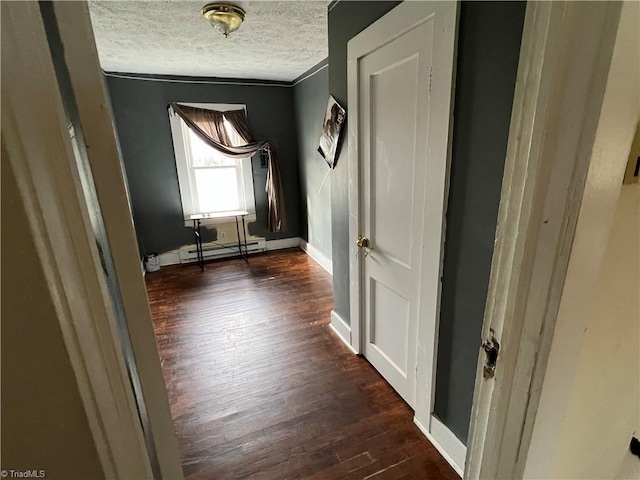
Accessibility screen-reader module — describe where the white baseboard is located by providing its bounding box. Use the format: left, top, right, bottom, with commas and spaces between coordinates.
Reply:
155, 236, 299, 267
158, 251, 181, 267
155, 237, 333, 275
265, 237, 300, 250
414, 416, 465, 477
298, 239, 333, 275
329, 310, 357, 354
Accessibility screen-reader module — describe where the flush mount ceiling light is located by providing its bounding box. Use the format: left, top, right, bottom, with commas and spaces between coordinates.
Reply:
201, 3, 246, 38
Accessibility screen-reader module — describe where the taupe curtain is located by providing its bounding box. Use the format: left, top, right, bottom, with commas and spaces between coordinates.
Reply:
171, 103, 287, 233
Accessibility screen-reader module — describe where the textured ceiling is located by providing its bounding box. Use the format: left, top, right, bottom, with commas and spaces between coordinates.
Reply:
88, 1, 328, 81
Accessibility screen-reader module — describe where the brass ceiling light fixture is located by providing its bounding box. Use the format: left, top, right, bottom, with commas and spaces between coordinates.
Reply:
201, 3, 246, 38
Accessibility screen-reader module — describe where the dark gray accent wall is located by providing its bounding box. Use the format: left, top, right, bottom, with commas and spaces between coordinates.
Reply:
327, 1, 401, 324
105, 75, 300, 255
293, 61, 332, 260
434, 2, 526, 443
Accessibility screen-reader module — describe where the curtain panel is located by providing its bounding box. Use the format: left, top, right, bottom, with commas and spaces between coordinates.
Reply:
171, 103, 287, 233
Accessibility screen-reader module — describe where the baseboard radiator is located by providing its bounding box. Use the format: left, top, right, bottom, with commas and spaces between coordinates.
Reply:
179, 239, 267, 264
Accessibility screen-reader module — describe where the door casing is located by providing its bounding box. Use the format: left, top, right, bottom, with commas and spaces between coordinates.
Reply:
2, 1, 184, 478
465, 2, 630, 479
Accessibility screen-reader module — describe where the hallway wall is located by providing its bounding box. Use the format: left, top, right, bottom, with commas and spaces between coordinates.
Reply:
326, 0, 401, 327
1, 155, 104, 480
433, 1, 526, 443
293, 60, 333, 261
545, 185, 639, 479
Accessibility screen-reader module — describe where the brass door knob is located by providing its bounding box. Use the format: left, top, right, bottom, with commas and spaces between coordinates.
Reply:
356, 236, 370, 248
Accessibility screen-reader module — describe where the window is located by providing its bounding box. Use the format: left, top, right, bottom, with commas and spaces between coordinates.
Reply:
169, 104, 256, 223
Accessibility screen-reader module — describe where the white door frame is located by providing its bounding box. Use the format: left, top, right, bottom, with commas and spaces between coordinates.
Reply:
524, 2, 639, 475
2, 2, 154, 478
50, 3, 184, 478
347, 1, 462, 474
2, 2, 184, 479
465, 1, 629, 479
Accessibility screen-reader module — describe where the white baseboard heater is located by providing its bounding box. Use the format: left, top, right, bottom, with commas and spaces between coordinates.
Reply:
178, 239, 266, 264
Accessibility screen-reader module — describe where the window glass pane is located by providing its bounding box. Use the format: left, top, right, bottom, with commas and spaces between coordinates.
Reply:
187, 128, 236, 167
194, 167, 241, 213
223, 118, 245, 147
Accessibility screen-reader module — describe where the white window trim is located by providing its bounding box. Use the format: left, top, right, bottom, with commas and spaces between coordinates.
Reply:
168, 103, 257, 226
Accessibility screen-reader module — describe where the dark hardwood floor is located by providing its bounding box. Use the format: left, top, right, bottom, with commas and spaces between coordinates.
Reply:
146, 249, 459, 480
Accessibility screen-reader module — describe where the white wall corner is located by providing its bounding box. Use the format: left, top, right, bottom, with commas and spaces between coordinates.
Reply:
329, 310, 356, 354
414, 416, 466, 478
299, 239, 333, 275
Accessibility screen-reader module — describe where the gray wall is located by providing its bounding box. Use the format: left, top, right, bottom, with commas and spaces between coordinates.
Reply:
106, 75, 301, 255
293, 61, 332, 260
434, 2, 526, 442
326, 1, 526, 444
327, 0, 401, 324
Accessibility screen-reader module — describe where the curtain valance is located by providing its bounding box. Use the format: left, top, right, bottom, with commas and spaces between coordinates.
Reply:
171, 102, 287, 233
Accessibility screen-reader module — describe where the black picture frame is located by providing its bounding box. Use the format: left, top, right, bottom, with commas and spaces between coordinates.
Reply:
318, 95, 346, 168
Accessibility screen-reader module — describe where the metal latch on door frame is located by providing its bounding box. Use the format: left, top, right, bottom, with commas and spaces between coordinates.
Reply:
482, 332, 500, 379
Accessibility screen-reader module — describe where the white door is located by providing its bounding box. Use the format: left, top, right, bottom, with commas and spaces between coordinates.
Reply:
359, 22, 432, 407
348, 2, 457, 412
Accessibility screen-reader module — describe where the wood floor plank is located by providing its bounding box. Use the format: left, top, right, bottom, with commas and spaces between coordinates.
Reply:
146, 249, 459, 479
